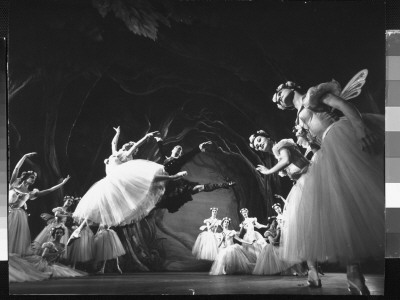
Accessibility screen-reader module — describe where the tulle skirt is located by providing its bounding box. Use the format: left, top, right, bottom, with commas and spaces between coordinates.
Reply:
242, 230, 266, 262
32, 222, 69, 259
192, 231, 219, 261
73, 159, 166, 226
253, 244, 292, 275
281, 115, 385, 264
24, 255, 87, 278
8, 208, 32, 256
210, 244, 254, 275
9, 253, 51, 282
69, 226, 94, 263
94, 229, 126, 261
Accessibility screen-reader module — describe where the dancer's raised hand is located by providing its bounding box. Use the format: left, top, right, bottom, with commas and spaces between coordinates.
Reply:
61, 175, 71, 185
113, 126, 120, 133
199, 141, 212, 151
25, 152, 37, 158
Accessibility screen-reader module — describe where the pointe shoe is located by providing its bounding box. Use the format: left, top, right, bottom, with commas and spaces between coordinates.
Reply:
117, 266, 123, 275
347, 266, 370, 296
307, 269, 322, 288
318, 265, 325, 276
67, 230, 81, 246
96, 270, 104, 274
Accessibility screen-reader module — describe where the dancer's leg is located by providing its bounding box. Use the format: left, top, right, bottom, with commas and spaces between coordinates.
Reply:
116, 257, 122, 274
192, 181, 236, 195
347, 262, 370, 295
97, 261, 106, 274
307, 261, 321, 288
67, 219, 88, 246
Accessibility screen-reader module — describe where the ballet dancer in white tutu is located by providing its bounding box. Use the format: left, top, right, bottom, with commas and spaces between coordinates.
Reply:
238, 208, 268, 262
270, 71, 384, 294
69, 127, 187, 243
32, 195, 75, 260
93, 224, 126, 274
24, 226, 87, 278
210, 217, 255, 275
192, 207, 221, 261
9, 152, 70, 256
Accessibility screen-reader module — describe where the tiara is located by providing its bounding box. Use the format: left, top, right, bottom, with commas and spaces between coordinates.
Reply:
240, 208, 248, 214
210, 207, 218, 211
222, 217, 231, 223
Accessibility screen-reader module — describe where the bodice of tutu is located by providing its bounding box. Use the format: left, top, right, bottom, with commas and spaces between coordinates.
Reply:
219, 230, 236, 248
299, 81, 343, 140
105, 151, 132, 174
241, 218, 257, 232
204, 218, 221, 232
8, 182, 38, 209
272, 139, 309, 180
52, 206, 70, 223
42, 242, 65, 264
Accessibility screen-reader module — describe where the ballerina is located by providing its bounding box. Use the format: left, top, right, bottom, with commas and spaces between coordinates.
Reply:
9, 253, 52, 282
271, 72, 384, 294
68, 219, 94, 270
238, 208, 268, 261
93, 224, 126, 274
192, 207, 221, 261
210, 217, 255, 275
70, 127, 187, 243
9, 152, 70, 255
154, 137, 235, 213
32, 195, 75, 259
24, 226, 87, 278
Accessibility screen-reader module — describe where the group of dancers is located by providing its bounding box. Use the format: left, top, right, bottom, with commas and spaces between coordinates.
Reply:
192, 204, 301, 277
9, 69, 384, 295
8, 127, 235, 282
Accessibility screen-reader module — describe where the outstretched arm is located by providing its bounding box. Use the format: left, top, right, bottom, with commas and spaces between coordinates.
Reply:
111, 126, 121, 154
233, 234, 254, 245
254, 219, 269, 229
10, 152, 36, 184
256, 148, 291, 176
34, 176, 70, 198
322, 94, 378, 154
125, 131, 160, 157
274, 194, 287, 205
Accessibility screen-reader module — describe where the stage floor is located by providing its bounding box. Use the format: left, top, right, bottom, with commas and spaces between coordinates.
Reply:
9, 272, 384, 295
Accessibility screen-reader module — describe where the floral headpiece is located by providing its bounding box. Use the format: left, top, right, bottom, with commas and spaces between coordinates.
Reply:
50, 225, 65, 236
64, 195, 81, 202
249, 130, 271, 149
239, 208, 248, 214
272, 203, 281, 209
272, 81, 301, 109
221, 217, 231, 224
19, 170, 38, 181
210, 207, 218, 212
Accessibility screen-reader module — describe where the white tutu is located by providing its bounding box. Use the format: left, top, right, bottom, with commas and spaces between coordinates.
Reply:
8, 208, 32, 256
9, 253, 51, 282
242, 230, 266, 262
24, 254, 88, 278
73, 159, 166, 226
94, 228, 125, 261
253, 244, 292, 275
69, 226, 94, 263
192, 231, 219, 261
210, 244, 254, 275
281, 115, 385, 264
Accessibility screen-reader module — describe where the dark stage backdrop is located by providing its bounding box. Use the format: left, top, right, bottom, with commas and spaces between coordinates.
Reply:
7, 0, 385, 272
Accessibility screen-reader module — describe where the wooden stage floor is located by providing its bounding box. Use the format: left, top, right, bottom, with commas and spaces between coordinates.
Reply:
9, 272, 384, 295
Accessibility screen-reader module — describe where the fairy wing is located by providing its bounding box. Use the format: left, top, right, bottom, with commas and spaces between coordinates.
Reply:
340, 69, 368, 100
40, 213, 55, 225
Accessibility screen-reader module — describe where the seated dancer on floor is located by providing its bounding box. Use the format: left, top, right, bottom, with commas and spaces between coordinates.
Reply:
9, 253, 52, 283
154, 137, 235, 213
24, 226, 87, 278
238, 208, 268, 262
9, 152, 70, 256
192, 207, 221, 261
210, 217, 255, 275
271, 72, 384, 294
93, 224, 126, 274
32, 195, 76, 260
69, 127, 186, 244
